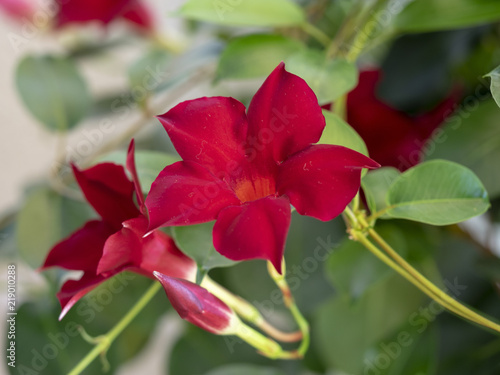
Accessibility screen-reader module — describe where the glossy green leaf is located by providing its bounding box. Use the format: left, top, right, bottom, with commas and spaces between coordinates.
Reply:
98, 150, 180, 194
425, 100, 500, 198
15, 55, 91, 132
319, 110, 368, 156
385, 160, 490, 225
395, 0, 500, 32
362, 167, 401, 217
178, 0, 305, 27
216, 34, 303, 81
205, 364, 285, 375
485, 65, 500, 108
16, 187, 93, 269
285, 50, 358, 104
172, 222, 238, 278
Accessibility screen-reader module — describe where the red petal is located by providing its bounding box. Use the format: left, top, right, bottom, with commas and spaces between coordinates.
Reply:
277, 145, 380, 221
140, 231, 197, 281
146, 161, 240, 229
56, 0, 132, 26
41, 220, 114, 272
246, 62, 326, 164
57, 273, 106, 320
121, 1, 154, 31
156, 97, 248, 177
96, 217, 143, 275
126, 139, 145, 211
154, 273, 235, 335
73, 163, 140, 228
98, 216, 196, 281
213, 196, 291, 273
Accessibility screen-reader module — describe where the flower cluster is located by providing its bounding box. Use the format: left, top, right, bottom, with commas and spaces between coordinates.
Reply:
41, 140, 196, 319
42, 63, 378, 332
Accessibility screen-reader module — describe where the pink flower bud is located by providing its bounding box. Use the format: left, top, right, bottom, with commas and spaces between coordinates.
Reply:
154, 272, 239, 335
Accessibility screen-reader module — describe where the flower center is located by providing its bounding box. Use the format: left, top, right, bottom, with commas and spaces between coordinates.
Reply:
233, 176, 275, 202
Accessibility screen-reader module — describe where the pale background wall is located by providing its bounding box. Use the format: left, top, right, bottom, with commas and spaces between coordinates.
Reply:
0, 1, 189, 374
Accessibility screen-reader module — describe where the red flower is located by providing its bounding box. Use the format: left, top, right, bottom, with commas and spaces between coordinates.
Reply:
41, 140, 196, 319
146, 63, 379, 273
0, 0, 35, 20
154, 272, 239, 335
346, 70, 456, 171
55, 0, 154, 32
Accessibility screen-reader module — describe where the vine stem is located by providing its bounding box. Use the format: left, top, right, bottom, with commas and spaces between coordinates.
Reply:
300, 22, 330, 47
67, 282, 162, 375
345, 207, 500, 334
267, 260, 310, 357
201, 277, 302, 342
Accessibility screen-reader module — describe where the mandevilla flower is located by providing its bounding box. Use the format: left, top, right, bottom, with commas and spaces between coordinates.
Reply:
154, 272, 239, 335
56, 0, 154, 32
146, 63, 380, 273
346, 69, 456, 171
41, 140, 196, 319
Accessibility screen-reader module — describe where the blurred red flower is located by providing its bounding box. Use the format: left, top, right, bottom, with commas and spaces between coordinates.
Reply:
146, 63, 379, 273
41, 140, 195, 319
346, 70, 456, 171
55, 0, 154, 31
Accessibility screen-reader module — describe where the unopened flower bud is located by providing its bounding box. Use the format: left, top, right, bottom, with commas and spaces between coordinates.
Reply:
154, 272, 239, 335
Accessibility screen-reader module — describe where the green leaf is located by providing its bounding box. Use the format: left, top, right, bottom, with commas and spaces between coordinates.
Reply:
98, 150, 180, 194
285, 50, 358, 104
178, 0, 305, 27
319, 110, 368, 156
425, 100, 500, 198
205, 364, 285, 375
16, 187, 93, 269
314, 272, 428, 374
395, 0, 500, 32
216, 34, 303, 81
385, 160, 490, 225
484, 65, 500, 108
15, 55, 91, 132
172, 222, 238, 276
362, 167, 401, 217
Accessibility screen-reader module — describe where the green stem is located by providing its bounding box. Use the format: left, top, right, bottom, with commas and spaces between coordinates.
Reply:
67, 282, 162, 375
201, 277, 302, 342
345, 207, 500, 334
233, 322, 299, 359
300, 22, 330, 47
267, 260, 310, 357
